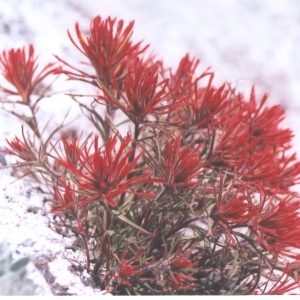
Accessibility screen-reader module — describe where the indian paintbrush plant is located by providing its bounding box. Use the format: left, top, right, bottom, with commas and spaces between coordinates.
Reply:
1, 15, 300, 295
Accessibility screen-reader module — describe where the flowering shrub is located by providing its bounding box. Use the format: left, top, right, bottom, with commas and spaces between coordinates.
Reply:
1, 15, 300, 295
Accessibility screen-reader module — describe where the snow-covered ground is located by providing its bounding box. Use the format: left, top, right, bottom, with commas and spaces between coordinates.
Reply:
1, 0, 300, 295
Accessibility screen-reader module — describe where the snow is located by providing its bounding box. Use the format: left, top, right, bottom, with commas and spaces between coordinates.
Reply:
0, 0, 300, 295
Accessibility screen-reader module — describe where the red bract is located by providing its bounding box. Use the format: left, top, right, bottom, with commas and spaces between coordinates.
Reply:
51, 180, 80, 215
100, 57, 182, 123
170, 242, 198, 269
56, 133, 154, 207
206, 88, 293, 171
169, 53, 200, 94
114, 259, 143, 287
239, 150, 300, 193
59, 134, 80, 166
51, 180, 89, 233
5, 135, 37, 161
255, 264, 300, 295
146, 136, 203, 192
164, 137, 203, 190
249, 195, 300, 258
57, 15, 148, 85
243, 87, 293, 151
178, 72, 230, 128
210, 186, 253, 227
205, 112, 254, 169
168, 271, 197, 291
0, 45, 55, 104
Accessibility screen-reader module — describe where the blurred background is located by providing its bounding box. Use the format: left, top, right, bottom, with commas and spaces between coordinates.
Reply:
0, 0, 300, 150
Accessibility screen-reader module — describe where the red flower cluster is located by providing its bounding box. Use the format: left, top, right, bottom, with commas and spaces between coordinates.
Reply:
5, 135, 37, 162
55, 133, 154, 208
0, 45, 55, 104
56, 16, 148, 86
99, 57, 182, 124
114, 259, 143, 287
210, 186, 254, 227
144, 136, 203, 193
255, 264, 300, 295
170, 242, 197, 269
249, 195, 300, 258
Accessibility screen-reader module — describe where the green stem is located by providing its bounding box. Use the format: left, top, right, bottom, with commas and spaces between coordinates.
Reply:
119, 122, 140, 206
28, 102, 42, 142
102, 205, 112, 289
80, 232, 91, 271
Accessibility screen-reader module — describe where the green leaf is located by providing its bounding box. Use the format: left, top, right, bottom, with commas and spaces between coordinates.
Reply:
10, 257, 30, 272
113, 211, 152, 236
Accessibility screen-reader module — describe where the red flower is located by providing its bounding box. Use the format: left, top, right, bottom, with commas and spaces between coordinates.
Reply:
119, 261, 141, 277
169, 53, 199, 95
204, 87, 293, 174
59, 134, 80, 166
239, 150, 300, 193
145, 136, 203, 192
249, 195, 300, 258
5, 135, 37, 162
114, 249, 145, 287
184, 72, 230, 128
190, 83, 229, 128
100, 57, 182, 123
210, 184, 254, 227
114, 259, 143, 287
0, 45, 55, 104
56, 133, 154, 207
52, 180, 82, 230
51, 179, 94, 234
164, 137, 203, 190
204, 111, 254, 169
56, 16, 148, 85
170, 242, 198, 269
243, 87, 293, 150
168, 271, 197, 291
255, 264, 300, 295
51, 180, 80, 215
